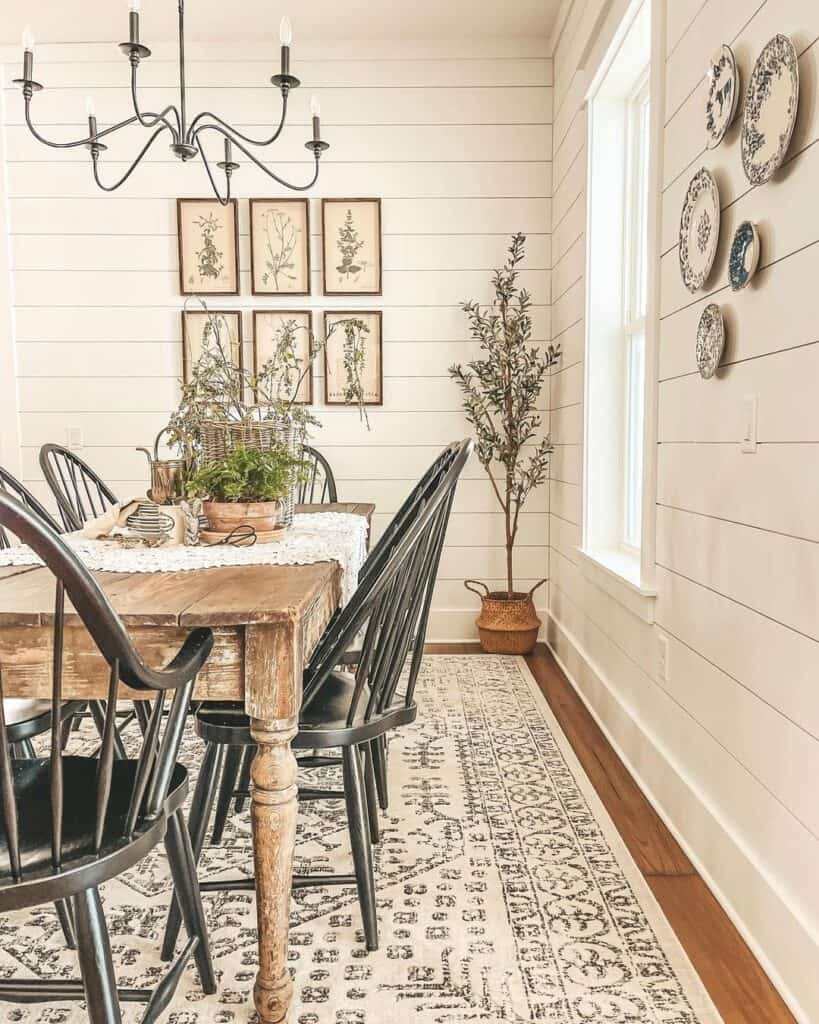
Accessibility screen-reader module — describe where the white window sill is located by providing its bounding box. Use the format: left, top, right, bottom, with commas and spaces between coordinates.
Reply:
574, 546, 657, 623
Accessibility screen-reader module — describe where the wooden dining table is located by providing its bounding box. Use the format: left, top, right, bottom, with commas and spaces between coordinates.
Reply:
0, 501, 374, 1024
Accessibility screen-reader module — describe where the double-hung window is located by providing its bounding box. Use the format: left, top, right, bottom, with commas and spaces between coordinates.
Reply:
581, 0, 657, 603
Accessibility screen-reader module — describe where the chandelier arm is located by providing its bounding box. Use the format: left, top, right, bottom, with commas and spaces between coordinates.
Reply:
25, 98, 143, 150
197, 140, 232, 206
185, 89, 289, 148
193, 124, 321, 192
130, 65, 181, 139
90, 125, 170, 192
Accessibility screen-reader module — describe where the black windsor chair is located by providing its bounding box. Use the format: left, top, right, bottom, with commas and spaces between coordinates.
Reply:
160, 438, 471, 957
0, 490, 216, 1023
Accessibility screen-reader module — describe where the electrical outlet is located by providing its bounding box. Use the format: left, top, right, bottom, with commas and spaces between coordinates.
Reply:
657, 634, 670, 682
740, 394, 758, 453
66, 427, 83, 450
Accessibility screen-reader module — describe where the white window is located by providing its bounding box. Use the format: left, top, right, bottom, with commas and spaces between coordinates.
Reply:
581, 0, 658, 601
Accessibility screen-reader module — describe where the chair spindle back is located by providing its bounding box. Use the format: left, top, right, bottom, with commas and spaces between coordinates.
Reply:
303, 439, 470, 722
297, 446, 338, 505
0, 491, 213, 884
39, 444, 118, 532
0, 466, 62, 550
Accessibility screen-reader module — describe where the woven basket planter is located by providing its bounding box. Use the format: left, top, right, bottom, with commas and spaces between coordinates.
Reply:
198, 418, 301, 528
465, 579, 546, 655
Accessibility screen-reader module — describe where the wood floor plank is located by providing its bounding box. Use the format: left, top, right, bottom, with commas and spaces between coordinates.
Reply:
647, 876, 796, 1024
523, 643, 694, 876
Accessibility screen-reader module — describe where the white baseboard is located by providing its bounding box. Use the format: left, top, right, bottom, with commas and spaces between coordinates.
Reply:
546, 612, 815, 1024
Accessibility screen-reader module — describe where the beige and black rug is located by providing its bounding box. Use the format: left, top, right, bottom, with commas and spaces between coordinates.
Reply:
0, 655, 721, 1022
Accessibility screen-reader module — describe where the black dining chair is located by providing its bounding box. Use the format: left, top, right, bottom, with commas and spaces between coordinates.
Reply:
297, 445, 338, 504
161, 438, 470, 956
221, 443, 339, 825
0, 490, 217, 1023
39, 443, 118, 533
0, 464, 109, 945
212, 441, 464, 839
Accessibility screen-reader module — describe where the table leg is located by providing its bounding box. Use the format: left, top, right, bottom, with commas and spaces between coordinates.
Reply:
250, 716, 299, 1023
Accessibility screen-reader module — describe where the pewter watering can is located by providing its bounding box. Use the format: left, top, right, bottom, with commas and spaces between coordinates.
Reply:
136, 428, 189, 505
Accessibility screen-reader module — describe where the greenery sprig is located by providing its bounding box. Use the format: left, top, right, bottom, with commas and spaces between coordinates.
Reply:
186, 445, 302, 503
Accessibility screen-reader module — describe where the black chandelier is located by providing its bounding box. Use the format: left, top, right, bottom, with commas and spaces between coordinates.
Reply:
13, 1, 329, 204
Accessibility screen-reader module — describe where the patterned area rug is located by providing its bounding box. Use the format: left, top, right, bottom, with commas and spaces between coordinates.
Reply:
0, 655, 721, 1023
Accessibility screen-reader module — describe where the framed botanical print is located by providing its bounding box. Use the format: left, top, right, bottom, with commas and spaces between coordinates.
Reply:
324, 310, 383, 406
176, 198, 239, 295
181, 309, 243, 382
253, 310, 314, 405
249, 198, 311, 295
321, 198, 382, 295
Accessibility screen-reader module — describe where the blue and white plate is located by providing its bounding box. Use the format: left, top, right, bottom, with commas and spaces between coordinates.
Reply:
729, 221, 760, 291
696, 303, 725, 379
706, 45, 739, 149
741, 35, 799, 186
679, 167, 720, 293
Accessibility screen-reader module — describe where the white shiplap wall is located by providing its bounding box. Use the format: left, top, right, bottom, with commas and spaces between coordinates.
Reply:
548, 1, 819, 1020
0, 37, 553, 639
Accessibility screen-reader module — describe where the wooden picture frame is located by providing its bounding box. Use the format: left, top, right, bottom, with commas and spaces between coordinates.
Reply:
249, 198, 311, 296
176, 198, 239, 295
321, 198, 382, 296
324, 310, 383, 406
253, 310, 314, 405
181, 309, 243, 383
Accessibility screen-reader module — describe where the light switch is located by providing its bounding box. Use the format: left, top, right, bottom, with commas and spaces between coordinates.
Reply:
740, 394, 758, 453
66, 426, 83, 450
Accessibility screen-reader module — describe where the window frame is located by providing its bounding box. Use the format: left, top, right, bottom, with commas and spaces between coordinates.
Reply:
577, 0, 664, 614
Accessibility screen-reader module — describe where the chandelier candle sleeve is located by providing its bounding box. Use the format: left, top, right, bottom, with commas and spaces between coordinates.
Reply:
280, 16, 292, 77
21, 29, 33, 83
311, 96, 321, 143
128, 0, 141, 46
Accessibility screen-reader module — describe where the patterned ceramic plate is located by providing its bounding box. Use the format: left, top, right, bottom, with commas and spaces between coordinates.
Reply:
679, 167, 720, 293
696, 303, 725, 379
729, 220, 760, 291
706, 45, 739, 148
741, 34, 799, 186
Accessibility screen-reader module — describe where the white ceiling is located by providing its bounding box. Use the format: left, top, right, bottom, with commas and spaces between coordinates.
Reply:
2, 0, 559, 45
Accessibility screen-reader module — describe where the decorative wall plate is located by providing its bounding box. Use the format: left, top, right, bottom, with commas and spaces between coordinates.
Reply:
706, 45, 739, 148
696, 303, 725, 379
679, 167, 720, 293
741, 34, 799, 186
729, 221, 760, 291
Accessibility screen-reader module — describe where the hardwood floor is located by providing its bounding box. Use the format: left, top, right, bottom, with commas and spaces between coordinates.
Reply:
425, 642, 796, 1024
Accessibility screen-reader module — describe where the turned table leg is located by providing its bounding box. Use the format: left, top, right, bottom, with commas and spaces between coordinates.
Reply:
250, 716, 299, 1023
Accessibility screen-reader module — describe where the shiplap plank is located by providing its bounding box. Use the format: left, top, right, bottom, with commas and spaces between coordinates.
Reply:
6, 160, 551, 200
655, 565, 819, 740
656, 505, 819, 643
659, 342, 819, 442
658, 442, 819, 543
10, 196, 551, 236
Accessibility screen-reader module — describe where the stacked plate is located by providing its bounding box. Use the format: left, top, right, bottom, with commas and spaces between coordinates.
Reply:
126, 502, 175, 540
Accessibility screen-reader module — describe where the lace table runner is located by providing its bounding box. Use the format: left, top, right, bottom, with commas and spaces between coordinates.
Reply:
0, 512, 369, 605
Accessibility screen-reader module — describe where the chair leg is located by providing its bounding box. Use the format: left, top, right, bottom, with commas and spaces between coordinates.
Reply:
161, 741, 225, 962
211, 744, 243, 845
342, 745, 378, 950
234, 744, 254, 813
163, 809, 217, 995
55, 897, 76, 949
362, 744, 381, 845
372, 735, 389, 811
72, 886, 122, 1024
20, 738, 37, 759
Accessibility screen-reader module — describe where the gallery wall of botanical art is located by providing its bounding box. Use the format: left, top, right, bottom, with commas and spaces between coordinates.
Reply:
177, 196, 384, 408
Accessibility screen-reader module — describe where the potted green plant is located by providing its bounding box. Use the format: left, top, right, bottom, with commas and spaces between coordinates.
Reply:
186, 444, 303, 536
449, 233, 560, 653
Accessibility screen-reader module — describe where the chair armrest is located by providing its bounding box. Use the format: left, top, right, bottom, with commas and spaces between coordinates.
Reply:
159, 628, 215, 685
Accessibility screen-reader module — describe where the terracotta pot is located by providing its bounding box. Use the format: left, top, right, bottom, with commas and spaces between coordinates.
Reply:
202, 500, 281, 534
465, 579, 546, 655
